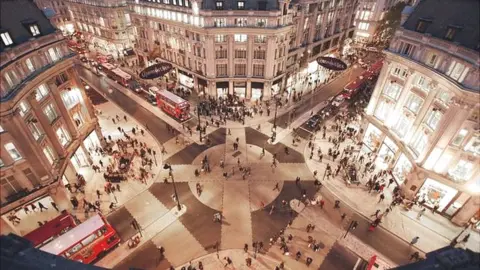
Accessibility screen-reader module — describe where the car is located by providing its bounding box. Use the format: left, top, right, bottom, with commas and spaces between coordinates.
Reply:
366, 47, 379, 52
146, 94, 157, 106
306, 114, 322, 129
331, 95, 346, 107
128, 80, 144, 93
148, 86, 160, 97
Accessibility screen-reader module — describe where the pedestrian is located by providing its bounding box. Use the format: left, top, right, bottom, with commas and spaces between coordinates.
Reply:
30, 203, 37, 212
116, 184, 121, 192
334, 200, 340, 209
244, 243, 248, 252
141, 129, 145, 136
24, 206, 30, 215
410, 251, 420, 262
378, 193, 385, 203
320, 199, 325, 209
416, 208, 426, 220
295, 251, 302, 261
306, 257, 313, 266
124, 115, 127, 122
96, 190, 101, 200
38, 202, 48, 212
295, 176, 300, 186
51, 201, 59, 212
341, 213, 347, 220
273, 183, 280, 191
246, 257, 252, 266
269, 204, 275, 215
410, 236, 420, 246
306, 224, 312, 232
371, 209, 381, 218
224, 257, 232, 267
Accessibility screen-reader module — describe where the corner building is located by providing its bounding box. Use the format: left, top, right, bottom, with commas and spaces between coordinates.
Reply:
361, 0, 480, 227
0, 0, 101, 235
130, 0, 357, 99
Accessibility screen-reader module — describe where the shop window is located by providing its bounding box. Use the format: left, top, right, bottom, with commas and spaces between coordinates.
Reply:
4, 142, 22, 161
418, 178, 458, 211
383, 82, 402, 100
424, 109, 442, 130
451, 129, 468, 146
404, 93, 423, 114
392, 154, 412, 184
363, 124, 382, 151
35, 84, 50, 101
433, 152, 452, 174
464, 134, 480, 156
448, 160, 474, 182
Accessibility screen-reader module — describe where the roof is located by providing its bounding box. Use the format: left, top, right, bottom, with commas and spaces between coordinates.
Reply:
402, 0, 480, 51
201, 0, 279, 11
40, 214, 105, 256
158, 89, 187, 104
0, 0, 57, 52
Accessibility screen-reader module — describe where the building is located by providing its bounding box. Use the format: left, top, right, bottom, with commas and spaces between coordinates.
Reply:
0, 0, 102, 235
130, 0, 357, 99
393, 246, 480, 270
353, 0, 401, 44
360, 0, 480, 226
0, 233, 105, 270
33, 0, 75, 35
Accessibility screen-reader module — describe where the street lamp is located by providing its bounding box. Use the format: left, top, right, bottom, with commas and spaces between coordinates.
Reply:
163, 163, 182, 211
196, 105, 203, 142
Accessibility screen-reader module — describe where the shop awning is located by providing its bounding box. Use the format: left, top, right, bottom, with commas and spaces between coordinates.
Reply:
251, 82, 264, 89
273, 78, 282, 85
198, 78, 207, 86
216, 82, 229, 88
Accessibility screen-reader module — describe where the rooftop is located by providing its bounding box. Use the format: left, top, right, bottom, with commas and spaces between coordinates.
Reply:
0, 0, 57, 53
402, 0, 480, 51
201, 0, 279, 11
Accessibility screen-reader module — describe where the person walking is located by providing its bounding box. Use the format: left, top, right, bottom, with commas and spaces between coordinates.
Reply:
416, 208, 426, 220
51, 201, 59, 212
371, 209, 381, 218
38, 202, 48, 212
244, 243, 248, 252
410, 236, 420, 246
295, 251, 302, 261
306, 257, 313, 266
334, 200, 340, 209
96, 190, 101, 200
378, 193, 385, 203
273, 183, 280, 191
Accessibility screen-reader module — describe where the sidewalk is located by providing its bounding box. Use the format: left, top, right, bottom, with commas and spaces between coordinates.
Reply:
301, 115, 480, 253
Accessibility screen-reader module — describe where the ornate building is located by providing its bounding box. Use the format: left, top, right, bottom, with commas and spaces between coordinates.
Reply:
130, 0, 357, 99
0, 0, 101, 235
353, 0, 401, 44
361, 0, 479, 226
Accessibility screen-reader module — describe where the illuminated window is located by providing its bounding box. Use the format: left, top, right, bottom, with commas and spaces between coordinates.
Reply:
448, 160, 473, 182
0, 31, 13, 46
214, 18, 226, 27
404, 93, 423, 114
43, 103, 58, 123
451, 129, 468, 146
35, 84, 49, 101
410, 130, 428, 155
18, 100, 31, 117
254, 35, 266, 43
237, 1, 245, 9
29, 25, 41, 36
215, 1, 223, 9
234, 34, 247, 42
25, 58, 35, 73
446, 61, 469, 82
215, 34, 226, 42
393, 114, 412, 139
56, 126, 71, 147
424, 109, 442, 130
5, 142, 22, 161
383, 82, 402, 100
464, 134, 480, 156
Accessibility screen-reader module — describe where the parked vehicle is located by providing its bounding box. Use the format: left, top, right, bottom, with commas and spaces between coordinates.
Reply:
306, 114, 322, 129
331, 95, 346, 107
128, 80, 144, 93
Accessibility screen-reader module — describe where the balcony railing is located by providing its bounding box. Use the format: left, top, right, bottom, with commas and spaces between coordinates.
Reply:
1, 53, 76, 102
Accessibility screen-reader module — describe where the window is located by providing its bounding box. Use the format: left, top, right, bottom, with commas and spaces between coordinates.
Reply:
0, 31, 13, 46
446, 61, 469, 82
56, 126, 71, 147
448, 160, 473, 182
398, 41, 416, 57
425, 52, 439, 68
65, 243, 82, 257
256, 18, 267, 27
234, 64, 246, 76
445, 26, 460, 41
410, 130, 428, 155
424, 109, 442, 130
0, 158, 4, 168
253, 50, 266, 59
357, 22, 369, 31
415, 19, 431, 33
214, 18, 226, 27
374, 99, 393, 121
72, 112, 85, 127
216, 64, 227, 77
393, 114, 412, 139
43, 146, 56, 165
5, 143, 22, 161
29, 25, 41, 36
234, 49, 246, 59
451, 129, 468, 146
392, 66, 408, 78
48, 47, 59, 62
383, 82, 402, 100
237, 1, 245, 9
253, 64, 265, 77
464, 134, 479, 156
81, 233, 98, 246
436, 90, 450, 105
235, 18, 247, 27
234, 34, 247, 42
416, 75, 430, 92
1, 176, 22, 197
254, 35, 266, 43
0, 125, 4, 133
18, 100, 31, 117
53, 72, 69, 86
404, 93, 423, 114
35, 84, 49, 101
215, 34, 226, 43
215, 48, 227, 59
28, 121, 43, 141
43, 103, 58, 123
215, 1, 223, 10
25, 58, 35, 73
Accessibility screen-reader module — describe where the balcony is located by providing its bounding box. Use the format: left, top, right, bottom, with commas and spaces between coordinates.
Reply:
1, 53, 76, 102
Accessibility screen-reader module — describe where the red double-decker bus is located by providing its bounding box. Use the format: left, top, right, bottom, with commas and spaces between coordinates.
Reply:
156, 89, 191, 121
23, 211, 77, 247
40, 213, 120, 264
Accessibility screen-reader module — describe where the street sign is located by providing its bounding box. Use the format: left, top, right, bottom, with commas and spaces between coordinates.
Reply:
139, 63, 173, 79
316, 57, 348, 71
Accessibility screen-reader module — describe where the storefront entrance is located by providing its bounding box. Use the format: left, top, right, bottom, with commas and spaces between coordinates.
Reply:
418, 178, 458, 212
375, 137, 398, 170
361, 123, 383, 154
216, 82, 229, 99
83, 131, 101, 153
392, 154, 412, 184
233, 82, 246, 98
251, 82, 264, 100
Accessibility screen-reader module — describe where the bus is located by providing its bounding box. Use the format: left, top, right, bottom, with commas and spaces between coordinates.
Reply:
342, 60, 383, 99
40, 213, 120, 264
156, 89, 191, 121
108, 68, 132, 87
98, 63, 116, 73
23, 211, 77, 248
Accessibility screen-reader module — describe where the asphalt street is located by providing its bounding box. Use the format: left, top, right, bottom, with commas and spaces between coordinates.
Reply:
318, 242, 361, 270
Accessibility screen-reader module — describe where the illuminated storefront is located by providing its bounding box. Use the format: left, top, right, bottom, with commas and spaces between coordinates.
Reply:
417, 178, 458, 212
361, 123, 383, 154
251, 82, 264, 100
178, 70, 194, 89
233, 82, 246, 98
392, 154, 412, 184
375, 136, 399, 170
271, 79, 282, 95
216, 82, 228, 99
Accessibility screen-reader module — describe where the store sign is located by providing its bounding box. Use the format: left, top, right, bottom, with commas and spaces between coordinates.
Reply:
140, 63, 173, 79
316, 57, 347, 71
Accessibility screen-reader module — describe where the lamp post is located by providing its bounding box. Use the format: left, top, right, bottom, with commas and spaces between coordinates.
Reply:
163, 164, 182, 211
197, 105, 202, 142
